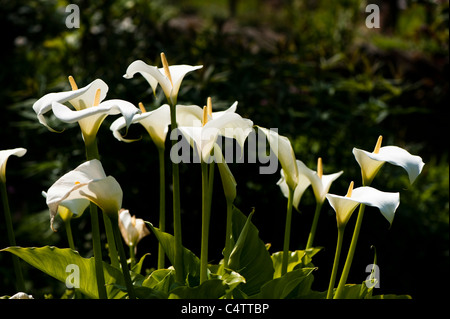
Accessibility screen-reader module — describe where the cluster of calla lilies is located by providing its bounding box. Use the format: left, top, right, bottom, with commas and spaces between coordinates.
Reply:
1, 53, 425, 299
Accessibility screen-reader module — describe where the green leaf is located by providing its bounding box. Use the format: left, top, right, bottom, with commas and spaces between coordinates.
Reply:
145, 222, 200, 285
1, 246, 126, 299
131, 253, 150, 275
271, 248, 321, 279
227, 207, 274, 296
337, 283, 373, 299
252, 267, 316, 299
142, 268, 177, 295
168, 279, 226, 299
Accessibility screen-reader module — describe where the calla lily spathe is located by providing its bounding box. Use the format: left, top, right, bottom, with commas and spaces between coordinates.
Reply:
178, 104, 253, 162
110, 104, 203, 149
326, 186, 400, 227
32, 78, 108, 132
257, 126, 298, 191
52, 99, 140, 142
33, 77, 140, 142
124, 57, 203, 105
353, 136, 425, 185
45, 159, 122, 230
110, 102, 239, 148
278, 160, 343, 208
118, 209, 150, 249
0, 148, 27, 183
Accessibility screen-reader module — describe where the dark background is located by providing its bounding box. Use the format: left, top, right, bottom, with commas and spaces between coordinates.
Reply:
0, 0, 448, 299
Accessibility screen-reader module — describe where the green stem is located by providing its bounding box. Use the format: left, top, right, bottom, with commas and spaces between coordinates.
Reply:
169, 103, 184, 284
64, 220, 75, 250
327, 226, 345, 299
89, 203, 107, 299
223, 199, 233, 269
103, 213, 120, 269
111, 216, 136, 299
129, 245, 136, 268
334, 204, 366, 299
208, 160, 215, 211
200, 161, 212, 284
281, 187, 295, 276
1, 181, 25, 292
306, 201, 324, 249
157, 147, 166, 270
84, 136, 100, 161
84, 136, 107, 298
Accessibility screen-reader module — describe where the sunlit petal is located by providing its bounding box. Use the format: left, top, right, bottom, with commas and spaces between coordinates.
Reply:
0, 148, 27, 183
45, 160, 109, 229
326, 186, 400, 227
33, 79, 108, 131
79, 176, 123, 216
257, 126, 298, 190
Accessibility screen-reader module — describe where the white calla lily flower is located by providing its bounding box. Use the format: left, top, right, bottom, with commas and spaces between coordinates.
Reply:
278, 158, 343, 206
118, 209, 150, 249
0, 148, 27, 183
52, 99, 140, 142
179, 113, 253, 162
326, 185, 400, 227
353, 136, 425, 185
123, 53, 202, 105
110, 104, 203, 149
32, 78, 108, 132
297, 159, 343, 205
257, 126, 298, 191
45, 159, 123, 230
277, 165, 311, 211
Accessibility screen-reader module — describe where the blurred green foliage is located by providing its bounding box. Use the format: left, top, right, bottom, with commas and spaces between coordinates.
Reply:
0, 0, 448, 298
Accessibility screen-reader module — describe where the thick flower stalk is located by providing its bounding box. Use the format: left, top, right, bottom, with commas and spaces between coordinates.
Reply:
257, 127, 299, 276
214, 143, 237, 270
0, 148, 27, 291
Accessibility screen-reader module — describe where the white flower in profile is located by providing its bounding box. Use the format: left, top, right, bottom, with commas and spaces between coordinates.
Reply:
110, 103, 203, 149
33, 76, 140, 143
124, 53, 203, 105
32, 77, 108, 132
257, 126, 299, 191
326, 182, 400, 227
118, 209, 150, 250
178, 100, 253, 162
277, 158, 343, 208
0, 148, 27, 183
45, 159, 123, 230
353, 136, 425, 185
